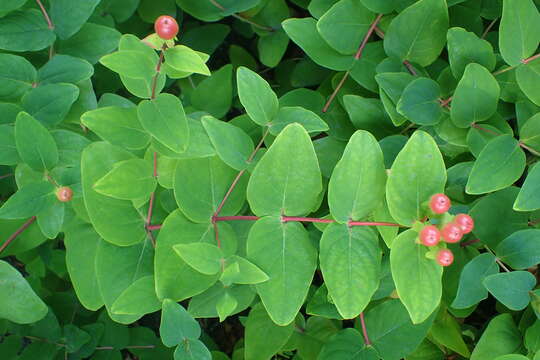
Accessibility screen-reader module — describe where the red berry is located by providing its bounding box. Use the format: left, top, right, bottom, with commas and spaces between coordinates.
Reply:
419, 225, 441, 247
56, 186, 73, 202
454, 214, 474, 234
436, 249, 454, 266
429, 193, 451, 214
154, 15, 179, 40
441, 223, 463, 243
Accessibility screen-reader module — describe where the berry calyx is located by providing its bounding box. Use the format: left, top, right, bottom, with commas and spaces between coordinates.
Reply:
419, 225, 441, 247
56, 186, 73, 202
454, 214, 474, 234
441, 223, 463, 243
436, 249, 454, 266
154, 15, 179, 40
429, 193, 451, 214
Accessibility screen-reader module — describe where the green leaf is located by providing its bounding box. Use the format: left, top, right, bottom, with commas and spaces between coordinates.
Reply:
94, 159, 156, 200
258, 29, 289, 68
516, 58, 540, 106
343, 95, 395, 138
63, 324, 91, 353
446, 27, 496, 78
316, 0, 375, 55
386, 131, 446, 226
451, 253, 499, 309
0, 0, 28, 13
216, 291, 237, 321
397, 77, 443, 125
244, 303, 295, 360
0, 53, 36, 101
282, 17, 354, 71
499, 0, 540, 66
466, 135, 526, 195
191, 64, 233, 118
36, 200, 64, 239
176, 0, 260, 21
319, 224, 381, 319
494, 356, 530, 360
221, 256, 269, 285
376, 72, 414, 126
15, 112, 58, 171
164, 45, 211, 76
188, 283, 256, 318
174, 339, 211, 360
0, 181, 55, 220
0, 9, 56, 52
81, 107, 151, 150
269, 106, 328, 135
383, 0, 448, 66
515, 163, 540, 211
496, 229, 540, 270
0, 260, 48, 324
328, 130, 386, 222
349, 41, 387, 93
37, 54, 94, 84
21, 83, 80, 127
483, 271, 537, 311
247, 123, 322, 216
160, 299, 201, 347
318, 328, 379, 359
450, 63, 500, 128
519, 112, 540, 150
81, 142, 147, 246
390, 229, 443, 324
100, 50, 156, 79
236, 66, 279, 126
49, 0, 101, 39
430, 307, 471, 357
173, 243, 224, 275
111, 276, 161, 315
0, 125, 20, 165
247, 216, 317, 325
202, 116, 254, 171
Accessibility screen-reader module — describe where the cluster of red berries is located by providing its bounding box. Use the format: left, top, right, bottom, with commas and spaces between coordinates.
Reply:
418, 194, 474, 267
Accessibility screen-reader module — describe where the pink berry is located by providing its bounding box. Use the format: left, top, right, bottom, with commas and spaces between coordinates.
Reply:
454, 214, 474, 234
419, 225, 441, 247
436, 249, 454, 266
154, 15, 179, 40
430, 193, 451, 214
56, 186, 73, 202
441, 223, 463, 243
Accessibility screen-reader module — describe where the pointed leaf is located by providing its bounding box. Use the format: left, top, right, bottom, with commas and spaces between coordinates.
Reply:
483, 271, 537, 310
0, 181, 55, 220
447, 27, 496, 78
236, 66, 279, 126
94, 159, 156, 200
111, 276, 161, 315
15, 112, 58, 171
397, 77, 443, 125
173, 243, 224, 275
496, 229, 540, 270
269, 106, 329, 135
160, 299, 201, 347
164, 45, 211, 76
516, 58, 540, 106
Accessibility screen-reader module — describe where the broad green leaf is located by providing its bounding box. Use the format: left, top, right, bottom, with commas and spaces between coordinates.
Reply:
0, 218, 46, 256
221, 256, 269, 285
349, 41, 387, 93
0, 0, 28, 13
316, 0, 375, 55
49, 0, 101, 39
0, 54, 36, 101
160, 299, 200, 347
21, 83, 80, 127
0, 260, 48, 324
365, 299, 435, 359
0, 125, 20, 165
495, 356, 530, 360
446, 27, 496, 78
328, 130, 386, 222
63, 324, 91, 354
191, 64, 233, 118
269, 106, 328, 135
466, 135, 526, 195
94, 159, 156, 200
15, 112, 58, 171
247, 123, 322, 216
515, 163, 540, 211
100, 51, 156, 79
318, 328, 379, 359
176, 0, 260, 21
359, 0, 395, 13
383, 0, 449, 66
173, 243, 224, 275
0, 9, 56, 52
386, 131, 446, 226
451, 253, 499, 309
81, 142, 147, 246
244, 303, 295, 360
174, 339, 211, 360
164, 45, 211, 76
247, 216, 317, 325
450, 63, 500, 128
37, 55, 94, 85
343, 95, 395, 139
81, 107, 150, 150
64, 222, 104, 311
319, 224, 381, 319
258, 29, 289, 68
153, 118, 215, 159
499, 0, 540, 66
0, 181, 55, 220
430, 307, 471, 357
188, 283, 256, 318
282, 17, 354, 71
174, 156, 246, 223
111, 276, 161, 315
497, 229, 540, 269
236, 66, 279, 126
390, 229, 443, 323
202, 116, 254, 171
375, 72, 414, 126
397, 77, 443, 125
216, 291, 237, 321
483, 271, 537, 311
520, 112, 540, 150
516, 58, 540, 106
36, 200, 64, 239
95, 237, 153, 323
405, 339, 444, 360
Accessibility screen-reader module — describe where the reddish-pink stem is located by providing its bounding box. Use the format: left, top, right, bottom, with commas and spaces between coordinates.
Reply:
0, 216, 37, 254
348, 221, 402, 227
147, 224, 162, 230
461, 238, 480, 247
35, 0, 54, 29
151, 45, 167, 100
402, 60, 417, 76
522, 53, 540, 64
529, 219, 540, 226
471, 123, 500, 136
359, 313, 371, 346
215, 216, 259, 221
439, 96, 452, 107
282, 217, 334, 224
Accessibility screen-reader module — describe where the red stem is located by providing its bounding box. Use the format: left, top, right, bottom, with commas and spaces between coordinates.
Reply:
522, 53, 540, 64
147, 224, 162, 230
461, 238, 480, 247
0, 173, 13, 180
439, 96, 452, 107
215, 216, 259, 221
0, 216, 37, 254
371, 27, 416, 76
471, 123, 500, 136
35, 0, 54, 29
359, 313, 371, 346
348, 221, 402, 227
150, 45, 167, 100
282, 216, 334, 224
